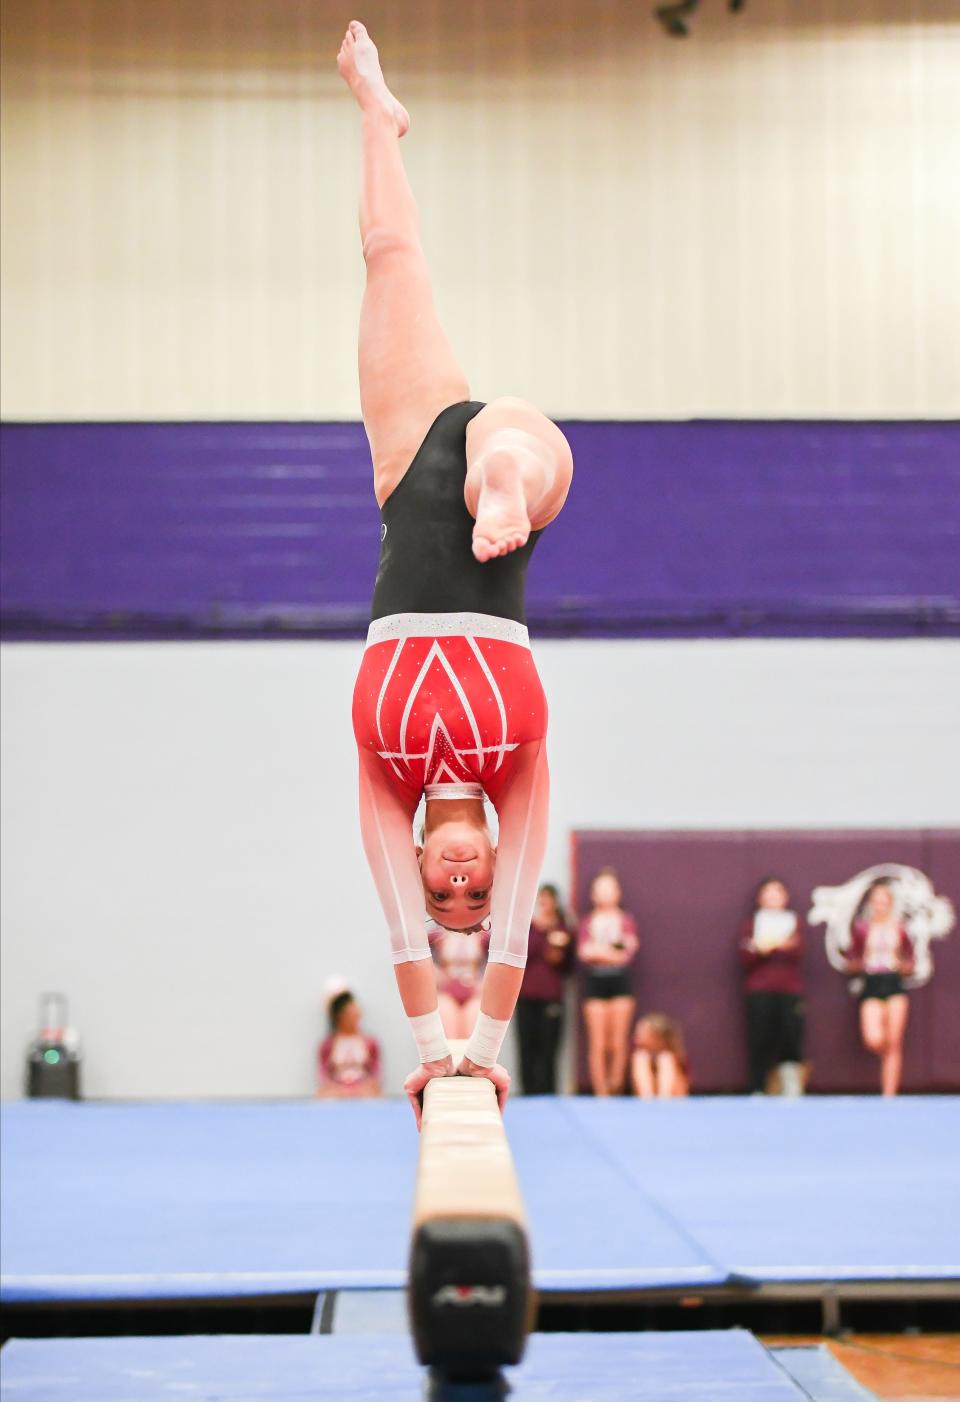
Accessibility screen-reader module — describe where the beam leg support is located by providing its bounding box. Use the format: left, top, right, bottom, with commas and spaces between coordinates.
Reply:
409, 1048, 533, 1384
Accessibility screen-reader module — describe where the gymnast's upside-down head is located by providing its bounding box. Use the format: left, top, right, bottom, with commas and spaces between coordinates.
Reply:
416, 811, 496, 931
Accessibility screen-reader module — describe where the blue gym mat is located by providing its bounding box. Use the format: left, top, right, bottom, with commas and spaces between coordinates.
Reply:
1, 1097, 957, 1304
0, 1330, 809, 1400
561, 1096, 960, 1283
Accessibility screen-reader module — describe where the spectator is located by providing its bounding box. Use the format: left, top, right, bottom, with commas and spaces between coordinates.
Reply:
740, 877, 806, 1096
317, 983, 381, 1099
844, 878, 914, 1096
631, 1014, 689, 1098
579, 867, 639, 1096
431, 924, 490, 1040
516, 883, 574, 1094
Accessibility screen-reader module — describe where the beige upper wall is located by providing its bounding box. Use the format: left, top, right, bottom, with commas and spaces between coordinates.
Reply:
2, 0, 958, 420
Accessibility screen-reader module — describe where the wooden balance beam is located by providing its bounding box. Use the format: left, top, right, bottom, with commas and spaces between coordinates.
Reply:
408, 1042, 533, 1388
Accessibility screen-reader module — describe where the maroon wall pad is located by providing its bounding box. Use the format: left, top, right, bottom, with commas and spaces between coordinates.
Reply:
571, 829, 960, 1093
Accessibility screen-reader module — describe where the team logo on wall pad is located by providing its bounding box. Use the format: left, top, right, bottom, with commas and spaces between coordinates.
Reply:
809, 864, 955, 988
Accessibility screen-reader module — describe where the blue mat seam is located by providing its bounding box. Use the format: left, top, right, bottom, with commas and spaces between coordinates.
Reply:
765, 1345, 819, 1402
552, 1096, 733, 1287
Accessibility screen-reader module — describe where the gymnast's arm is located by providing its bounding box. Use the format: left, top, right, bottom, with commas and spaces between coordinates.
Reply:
458, 740, 550, 1095
357, 749, 454, 1114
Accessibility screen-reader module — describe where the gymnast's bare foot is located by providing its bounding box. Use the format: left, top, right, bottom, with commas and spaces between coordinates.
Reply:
469, 449, 534, 563
337, 21, 410, 137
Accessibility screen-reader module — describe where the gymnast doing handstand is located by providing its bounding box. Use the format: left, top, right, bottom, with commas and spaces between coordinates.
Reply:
338, 22, 573, 1124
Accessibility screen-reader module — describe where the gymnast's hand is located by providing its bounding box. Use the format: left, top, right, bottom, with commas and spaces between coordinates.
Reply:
456, 1057, 511, 1116
404, 1056, 455, 1131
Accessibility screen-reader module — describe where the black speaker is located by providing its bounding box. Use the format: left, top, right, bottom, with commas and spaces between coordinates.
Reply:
25, 993, 81, 1100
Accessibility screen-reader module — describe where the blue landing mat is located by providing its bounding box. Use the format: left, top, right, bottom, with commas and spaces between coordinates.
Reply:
0, 1331, 806, 1400
0, 1100, 719, 1301
561, 1096, 960, 1284
2, 1097, 957, 1304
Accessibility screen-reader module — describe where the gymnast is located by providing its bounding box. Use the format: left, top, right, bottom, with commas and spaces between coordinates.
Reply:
338, 22, 573, 1125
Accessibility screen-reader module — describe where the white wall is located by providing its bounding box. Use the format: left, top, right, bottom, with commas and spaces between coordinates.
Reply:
3, 637, 958, 1100
2, 0, 958, 420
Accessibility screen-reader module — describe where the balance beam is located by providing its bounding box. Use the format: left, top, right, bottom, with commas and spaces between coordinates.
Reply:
408, 1043, 533, 1386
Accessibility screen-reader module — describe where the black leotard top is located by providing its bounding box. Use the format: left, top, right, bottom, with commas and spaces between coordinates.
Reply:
370, 401, 542, 625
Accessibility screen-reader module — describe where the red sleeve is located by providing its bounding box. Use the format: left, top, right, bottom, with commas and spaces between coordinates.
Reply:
366, 1037, 381, 1078
318, 1036, 334, 1082
848, 921, 867, 958
621, 913, 640, 961
899, 926, 915, 965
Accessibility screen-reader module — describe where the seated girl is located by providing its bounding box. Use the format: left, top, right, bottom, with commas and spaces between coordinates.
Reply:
317, 984, 382, 1099
631, 1014, 690, 1099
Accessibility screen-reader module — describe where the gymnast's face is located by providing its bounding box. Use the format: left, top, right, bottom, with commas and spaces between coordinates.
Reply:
417, 823, 496, 930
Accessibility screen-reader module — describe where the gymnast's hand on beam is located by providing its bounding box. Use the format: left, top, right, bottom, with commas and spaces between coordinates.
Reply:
403, 1056, 455, 1131
456, 1056, 511, 1116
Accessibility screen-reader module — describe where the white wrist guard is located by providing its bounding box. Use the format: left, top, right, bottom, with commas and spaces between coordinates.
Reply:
464, 1012, 510, 1069
409, 1009, 450, 1064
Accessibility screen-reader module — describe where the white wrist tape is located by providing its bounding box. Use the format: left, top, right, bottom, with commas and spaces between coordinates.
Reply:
464, 1013, 510, 1069
409, 1009, 451, 1065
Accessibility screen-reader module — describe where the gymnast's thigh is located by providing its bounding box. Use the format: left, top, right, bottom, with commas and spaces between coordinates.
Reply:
360, 244, 470, 504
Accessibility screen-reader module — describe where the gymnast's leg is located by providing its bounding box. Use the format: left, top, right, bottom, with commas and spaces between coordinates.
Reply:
338, 24, 573, 556
338, 21, 469, 503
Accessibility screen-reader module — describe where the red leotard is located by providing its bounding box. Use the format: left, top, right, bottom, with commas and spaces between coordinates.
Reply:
352, 612, 547, 808
353, 405, 553, 972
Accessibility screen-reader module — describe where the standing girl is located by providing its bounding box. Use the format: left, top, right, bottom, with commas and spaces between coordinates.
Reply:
739, 877, 806, 1096
579, 868, 639, 1096
516, 884, 573, 1094
845, 879, 914, 1096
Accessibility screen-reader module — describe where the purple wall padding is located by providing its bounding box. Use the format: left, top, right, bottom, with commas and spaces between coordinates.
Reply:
2, 420, 959, 639
571, 829, 960, 1094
